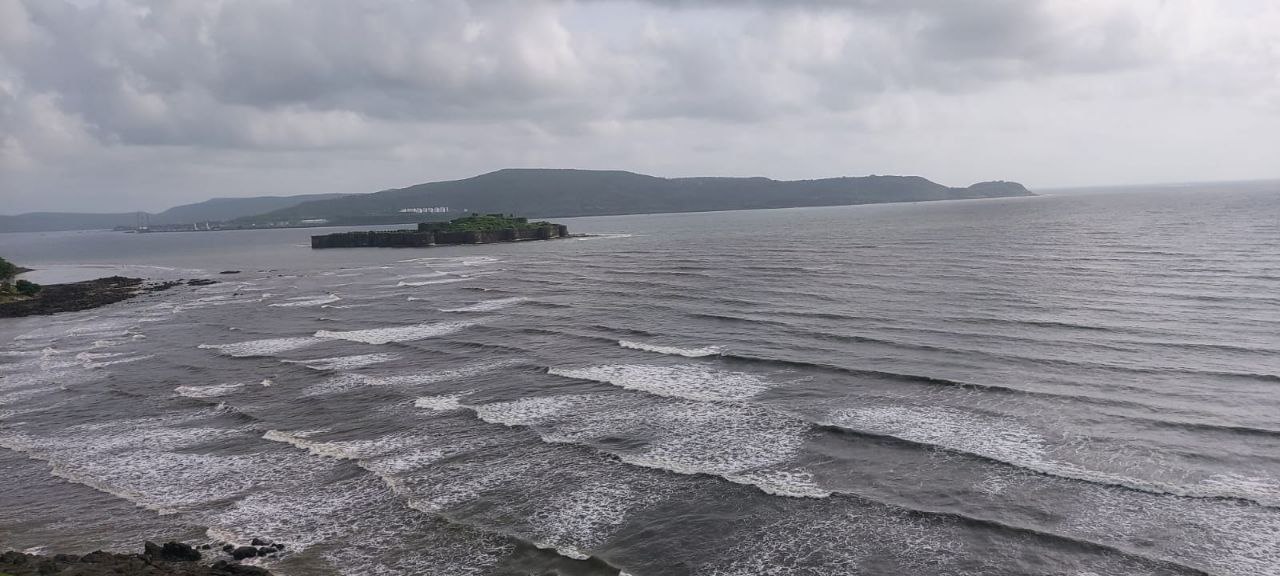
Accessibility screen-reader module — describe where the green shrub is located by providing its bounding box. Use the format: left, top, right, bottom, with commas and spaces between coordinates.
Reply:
14, 279, 40, 296
0, 257, 17, 281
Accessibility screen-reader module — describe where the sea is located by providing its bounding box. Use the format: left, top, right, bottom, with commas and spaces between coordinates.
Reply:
1, 186, 1278, 576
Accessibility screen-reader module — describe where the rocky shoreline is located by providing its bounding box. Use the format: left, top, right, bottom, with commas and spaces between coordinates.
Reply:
0, 277, 218, 318
0, 541, 272, 576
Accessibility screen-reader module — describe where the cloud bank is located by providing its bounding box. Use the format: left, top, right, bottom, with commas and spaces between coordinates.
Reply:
2, 0, 1277, 212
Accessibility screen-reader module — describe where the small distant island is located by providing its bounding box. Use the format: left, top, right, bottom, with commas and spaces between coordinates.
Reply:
311, 213, 569, 249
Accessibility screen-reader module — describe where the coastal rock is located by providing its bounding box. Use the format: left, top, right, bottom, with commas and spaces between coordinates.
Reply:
230, 546, 259, 560
187, 279, 219, 286
211, 560, 273, 576
0, 543, 277, 575
0, 276, 144, 318
219, 270, 241, 274
78, 550, 116, 563
143, 280, 184, 292
143, 541, 201, 562
256, 547, 275, 556
249, 538, 271, 547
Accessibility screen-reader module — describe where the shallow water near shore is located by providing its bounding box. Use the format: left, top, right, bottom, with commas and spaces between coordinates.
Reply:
2, 187, 1280, 575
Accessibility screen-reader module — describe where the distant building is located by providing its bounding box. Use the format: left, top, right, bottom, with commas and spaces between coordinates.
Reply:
398, 207, 450, 214
299, 219, 330, 225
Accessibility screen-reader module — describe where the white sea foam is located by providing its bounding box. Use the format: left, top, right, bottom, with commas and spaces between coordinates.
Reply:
0, 413, 331, 515
455, 393, 821, 498
396, 271, 448, 280
175, 383, 245, 399
75, 351, 125, 362
304, 360, 517, 396
263, 430, 414, 461
82, 354, 154, 369
198, 336, 320, 357
549, 364, 769, 402
619, 340, 724, 358
397, 278, 470, 287
397, 255, 501, 266
528, 480, 666, 556
415, 393, 470, 411
828, 404, 1280, 507
828, 405, 1049, 469
469, 395, 585, 427
1196, 473, 1280, 503
700, 503, 966, 576
574, 233, 633, 241
440, 297, 530, 313
282, 352, 398, 371
400, 456, 536, 514
268, 294, 341, 307
0, 386, 52, 407
1058, 473, 1280, 576
266, 428, 486, 479
724, 468, 830, 498
15, 317, 139, 342
314, 321, 477, 345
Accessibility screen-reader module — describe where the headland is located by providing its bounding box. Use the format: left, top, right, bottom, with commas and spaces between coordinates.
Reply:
0, 277, 218, 318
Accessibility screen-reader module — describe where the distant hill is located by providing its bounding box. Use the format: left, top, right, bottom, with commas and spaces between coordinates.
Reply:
0, 193, 348, 233
3, 171, 1033, 233
0, 212, 140, 233
150, 194, 349, 224
245, 169, 1034, 223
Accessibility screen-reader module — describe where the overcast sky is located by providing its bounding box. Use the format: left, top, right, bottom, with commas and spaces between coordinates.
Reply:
2, 0, 1277, 214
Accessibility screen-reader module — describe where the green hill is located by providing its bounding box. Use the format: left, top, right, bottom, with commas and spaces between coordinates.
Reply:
245, 169, 1033, 223
0, 193, 349, 233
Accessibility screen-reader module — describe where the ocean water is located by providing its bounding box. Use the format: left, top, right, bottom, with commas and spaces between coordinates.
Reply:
2, 187, 1279, 576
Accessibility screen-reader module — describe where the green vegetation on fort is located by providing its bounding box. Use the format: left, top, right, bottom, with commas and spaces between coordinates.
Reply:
419, 213, 555, 233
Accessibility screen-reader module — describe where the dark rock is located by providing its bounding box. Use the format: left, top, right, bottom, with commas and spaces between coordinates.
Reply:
162, 541, 202, 562
200, 544, 212, 550
219, 270, 242, 275
79, 550, 115, 563
250, 538, 270, 547
187, 278, 218, 286
230, 546, 259, 560
0, 544, 277, 575
143, 280, 183, 292
143, 540, 200, 562
211, 560, 274, 576
2, 550, 29, 564
256, 547, 275, 556
272, 543, 284, 551
0, 276, 144, 318
222, 544, 236, 553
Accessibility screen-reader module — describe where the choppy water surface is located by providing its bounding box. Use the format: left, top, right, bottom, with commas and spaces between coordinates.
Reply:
2, 188, 1279, 576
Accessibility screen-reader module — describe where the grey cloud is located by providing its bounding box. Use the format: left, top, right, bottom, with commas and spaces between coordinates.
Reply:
1, 0, 1276, 213
5, 0, 1154, 150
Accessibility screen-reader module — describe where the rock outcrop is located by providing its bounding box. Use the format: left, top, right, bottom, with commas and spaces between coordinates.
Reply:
0, 541, 273, 576
0, 276, 144, 318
